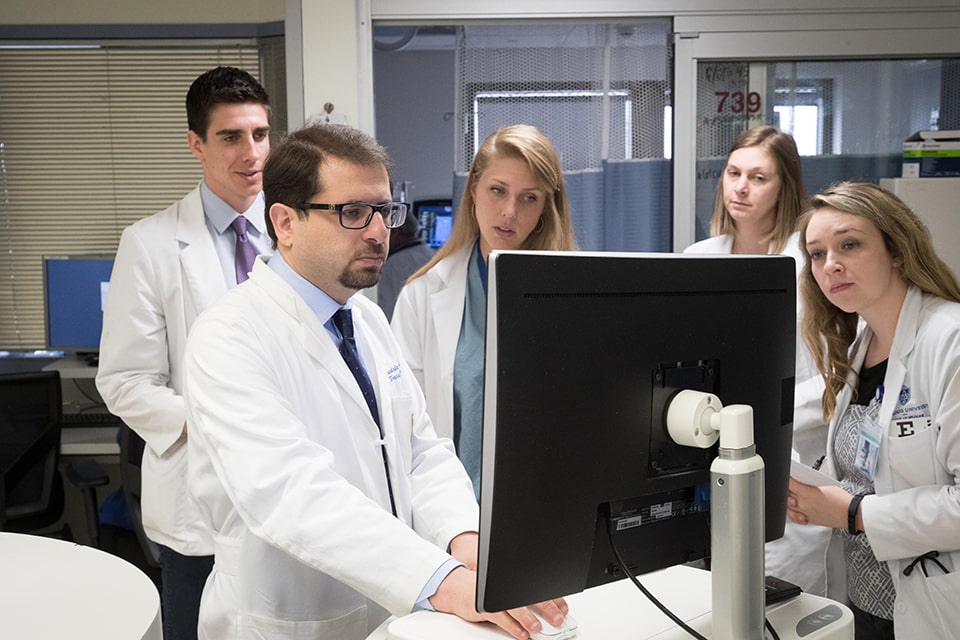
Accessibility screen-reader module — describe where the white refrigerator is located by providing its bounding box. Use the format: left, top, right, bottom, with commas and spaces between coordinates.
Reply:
880, 177, 960, 279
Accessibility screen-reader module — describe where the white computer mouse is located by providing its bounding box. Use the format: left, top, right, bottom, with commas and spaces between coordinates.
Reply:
530, 612, 578, 640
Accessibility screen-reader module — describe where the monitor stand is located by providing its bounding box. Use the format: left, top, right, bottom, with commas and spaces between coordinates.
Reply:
671, 392, 766, 639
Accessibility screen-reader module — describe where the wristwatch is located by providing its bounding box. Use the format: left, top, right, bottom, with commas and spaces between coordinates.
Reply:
848, 494, 865, 535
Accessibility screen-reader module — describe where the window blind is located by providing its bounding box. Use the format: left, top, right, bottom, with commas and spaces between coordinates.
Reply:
0, 44, 261, 349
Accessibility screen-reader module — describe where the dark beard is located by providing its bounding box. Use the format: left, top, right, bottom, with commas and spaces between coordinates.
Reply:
339, 263, 382, 291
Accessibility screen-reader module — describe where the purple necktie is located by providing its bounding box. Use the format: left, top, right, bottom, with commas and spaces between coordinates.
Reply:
231, 216, 257, 284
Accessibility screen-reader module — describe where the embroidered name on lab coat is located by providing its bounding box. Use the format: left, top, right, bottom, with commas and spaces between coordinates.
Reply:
387, 363, 402, 382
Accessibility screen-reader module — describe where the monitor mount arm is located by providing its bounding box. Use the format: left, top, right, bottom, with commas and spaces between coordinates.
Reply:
667, 389, 766, 640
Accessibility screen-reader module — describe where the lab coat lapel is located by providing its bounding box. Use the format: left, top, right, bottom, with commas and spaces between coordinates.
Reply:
302, 313, 377, 425
431, 247, 471, 384
874, 286, 920, 493
176, 186, 228, 311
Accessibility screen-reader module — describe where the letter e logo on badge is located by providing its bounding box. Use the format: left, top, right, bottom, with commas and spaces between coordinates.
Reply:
897, 420, 916, 437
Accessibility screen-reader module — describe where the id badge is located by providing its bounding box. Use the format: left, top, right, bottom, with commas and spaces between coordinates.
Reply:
855, 385, 884, 479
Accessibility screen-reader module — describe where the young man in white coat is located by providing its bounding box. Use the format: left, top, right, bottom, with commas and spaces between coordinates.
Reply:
96, 66, 272, 640
182, 124, 569, 640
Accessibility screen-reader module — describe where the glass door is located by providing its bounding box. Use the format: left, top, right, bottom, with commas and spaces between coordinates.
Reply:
672, 13, 960, 250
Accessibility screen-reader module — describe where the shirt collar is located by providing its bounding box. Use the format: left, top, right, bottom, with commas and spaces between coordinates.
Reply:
266, 250, 346, 325
200, 181, 267, 236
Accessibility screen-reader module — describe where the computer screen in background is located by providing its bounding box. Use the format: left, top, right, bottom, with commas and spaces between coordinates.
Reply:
413, 199, 454, 248
43, 255, 114, 358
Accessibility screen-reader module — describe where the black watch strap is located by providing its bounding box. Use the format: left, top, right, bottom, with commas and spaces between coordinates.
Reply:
848, 494, 865, 535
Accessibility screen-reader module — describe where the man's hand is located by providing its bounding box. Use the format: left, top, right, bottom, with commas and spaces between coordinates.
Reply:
429, 567, 569, 640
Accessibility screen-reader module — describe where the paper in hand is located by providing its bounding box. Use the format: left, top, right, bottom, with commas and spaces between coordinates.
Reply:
790, 460, 841, 487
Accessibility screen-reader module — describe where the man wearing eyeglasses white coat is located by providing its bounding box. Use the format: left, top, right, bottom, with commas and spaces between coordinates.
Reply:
183, 124, 568, 640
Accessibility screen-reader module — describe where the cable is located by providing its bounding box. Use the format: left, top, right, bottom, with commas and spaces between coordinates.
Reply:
765, 618, 782, 640
605, 518, 709, 640
606, 517, 783, 640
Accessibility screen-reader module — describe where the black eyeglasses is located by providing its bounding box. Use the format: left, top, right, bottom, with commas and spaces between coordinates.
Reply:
296, 202, 408, 230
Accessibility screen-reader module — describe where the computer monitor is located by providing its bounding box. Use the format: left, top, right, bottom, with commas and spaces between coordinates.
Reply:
42, 255, 114, 357
414, 199, 454, 248
477, 251, 796, 612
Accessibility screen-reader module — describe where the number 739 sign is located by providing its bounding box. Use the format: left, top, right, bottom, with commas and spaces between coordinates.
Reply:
715, 91, 761, 113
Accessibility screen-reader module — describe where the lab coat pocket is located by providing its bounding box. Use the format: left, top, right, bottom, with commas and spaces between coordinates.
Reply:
886, 422, 938, 489
245, 604, 368, 640
916, 567, 960, 637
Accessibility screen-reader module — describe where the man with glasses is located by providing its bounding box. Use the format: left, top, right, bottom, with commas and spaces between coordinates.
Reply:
97, 66, 272, 640
182, 124, 567, 640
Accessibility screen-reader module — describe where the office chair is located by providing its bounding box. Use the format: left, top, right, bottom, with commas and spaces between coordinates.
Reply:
0, 371, 109, 545
119, 423, 160, 569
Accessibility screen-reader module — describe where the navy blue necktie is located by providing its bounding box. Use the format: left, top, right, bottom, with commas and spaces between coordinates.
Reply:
332, 308, 396, 515
333, 308, 381, 427
231, 216, 257, 284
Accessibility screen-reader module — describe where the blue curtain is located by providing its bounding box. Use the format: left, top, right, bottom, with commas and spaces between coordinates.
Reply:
453, 158, 672, 253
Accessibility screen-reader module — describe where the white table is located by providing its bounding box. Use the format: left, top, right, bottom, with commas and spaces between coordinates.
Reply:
368, 565, 853, 640
0, 532, 161, 639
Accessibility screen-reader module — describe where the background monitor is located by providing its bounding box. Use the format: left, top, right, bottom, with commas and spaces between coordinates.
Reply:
42, 255, 114, 356
414, 199, 454, 248
477, 251, 796, 612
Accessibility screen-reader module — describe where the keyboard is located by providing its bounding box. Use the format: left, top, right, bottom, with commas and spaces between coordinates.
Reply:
61, 412, 121, 428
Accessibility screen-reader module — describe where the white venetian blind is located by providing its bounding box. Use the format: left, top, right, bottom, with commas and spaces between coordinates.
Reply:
0, 44, 261, 349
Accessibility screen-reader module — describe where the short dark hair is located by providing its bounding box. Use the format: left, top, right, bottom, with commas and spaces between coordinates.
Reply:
263, 124, 392, 245
185, 66, 270, 139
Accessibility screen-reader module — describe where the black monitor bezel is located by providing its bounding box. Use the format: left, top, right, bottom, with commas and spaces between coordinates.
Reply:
477, 250, 796, 612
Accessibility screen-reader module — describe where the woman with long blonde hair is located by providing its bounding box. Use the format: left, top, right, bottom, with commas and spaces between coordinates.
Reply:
789, 181, 960, 639
391, 124, 576, 495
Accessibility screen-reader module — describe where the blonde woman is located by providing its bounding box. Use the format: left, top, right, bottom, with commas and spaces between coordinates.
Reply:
391, 124, 577, 495
684, 125, 807, 260
789, 181, 960, 639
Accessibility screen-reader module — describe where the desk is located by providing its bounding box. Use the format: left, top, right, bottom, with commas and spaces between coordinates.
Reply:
0, 532, 161, 639
40, 357, 121, 456
42, 355, 98, 380
61, 426, 121, 456
368, 566, 853, 640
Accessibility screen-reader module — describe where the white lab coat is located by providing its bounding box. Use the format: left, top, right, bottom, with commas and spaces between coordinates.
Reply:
814, 286, 960, 638
390, 244, 473, 440
96, 184, 225, 554
185, 258, 479, 640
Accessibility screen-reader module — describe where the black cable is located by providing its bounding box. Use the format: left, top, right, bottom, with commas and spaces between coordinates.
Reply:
606, 517, 783, 640
605, 518, 709, 640
765, 618, 782, 640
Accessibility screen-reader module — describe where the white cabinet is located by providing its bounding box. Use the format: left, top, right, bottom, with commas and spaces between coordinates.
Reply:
880, 178, 960, 280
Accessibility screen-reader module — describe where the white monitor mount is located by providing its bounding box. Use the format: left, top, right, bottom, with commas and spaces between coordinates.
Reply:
666, 389, 766, 640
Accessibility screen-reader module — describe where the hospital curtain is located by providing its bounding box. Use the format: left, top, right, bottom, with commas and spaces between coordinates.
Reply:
451, 21, 673, 252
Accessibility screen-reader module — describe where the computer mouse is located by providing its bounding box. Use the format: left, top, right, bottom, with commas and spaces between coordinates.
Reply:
530, 612, 578, 640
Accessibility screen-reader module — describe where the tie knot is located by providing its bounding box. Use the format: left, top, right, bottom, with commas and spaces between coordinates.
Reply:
231, 216, 249, 241
333, 308, 355, 342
